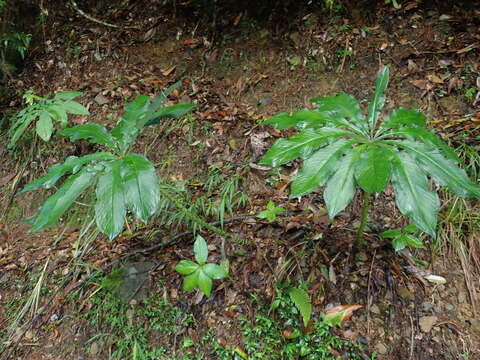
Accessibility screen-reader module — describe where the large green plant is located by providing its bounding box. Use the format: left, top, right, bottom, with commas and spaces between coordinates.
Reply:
20, 84, 195, 239
260, 66, 480, 245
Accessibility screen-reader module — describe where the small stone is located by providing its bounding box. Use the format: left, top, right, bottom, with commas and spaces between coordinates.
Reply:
470, 319, 480, 333
89, 341, 99, 356
376, 342, 388, 354
370, 304, 381, 315
421, 302, 433, 311
445, 304, 454, 311
397, 286, 413, 301
94, 93, 109, 105
419, 316, 437, 333
458, 291, 467, 303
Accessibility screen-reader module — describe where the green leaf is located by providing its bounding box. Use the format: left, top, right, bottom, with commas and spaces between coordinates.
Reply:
367, 66, 389, 131
60, 123, 118, 150
392, 234, 425, 251
324, 149, 359, 219
393, 141, 480, 198
380, 229, 402, 238
197, 270, 213, 296
257, 200, 284, 222
95, 160, 126, 240
183, 271, 199, 292
194, 235, 208, 265
145, 103, 196, 125
175, 260, 199, 275
20, 152, 116, 193
289, 287, 312, 327
391, 151, 439, 237
260, 128, 352, 167
290, 139, 356, 198
61, 100, 90, 115
29, 167, 98, 232
354, 145, 392, 193
380, 109, 426, 130
121, 154, 160, 222
203, 263, 228, 279
8, 113, 36, 148
46, 104, 68, 125
263, 112, 298, 130
53, 91, 83, 101
36, 110, 53, 141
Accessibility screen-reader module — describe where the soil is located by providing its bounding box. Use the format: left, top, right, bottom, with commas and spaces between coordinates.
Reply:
0, 1, 479, 359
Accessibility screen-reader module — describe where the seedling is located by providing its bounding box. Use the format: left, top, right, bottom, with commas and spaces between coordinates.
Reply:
260, 66, 480, 244
380, 224, 424, 251
257, 200, 285, 222
174, 235, 228, 297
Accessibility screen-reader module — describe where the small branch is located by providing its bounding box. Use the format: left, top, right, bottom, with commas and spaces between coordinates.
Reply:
70, 0, 139, 30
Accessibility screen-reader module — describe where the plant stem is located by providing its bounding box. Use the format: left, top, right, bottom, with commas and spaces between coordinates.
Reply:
356, 190, 371, 245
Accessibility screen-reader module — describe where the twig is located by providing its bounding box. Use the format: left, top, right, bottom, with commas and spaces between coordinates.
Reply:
70, 0, 139, 30
366, 249, 377, 335
408, 314, 414, 360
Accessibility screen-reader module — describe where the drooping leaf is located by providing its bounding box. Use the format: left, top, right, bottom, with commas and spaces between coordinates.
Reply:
53, 91, 83, 101
144, 103, 196, 126
289, 287, 312, 327
20, 152, 116, 193
197, 270, 213, 296
193, 235, 208, 265
29, 167, 98, 232
203, 263, 228, 279
367, 66, 389, 131
391, 151, 440, 237
95, 160, 126, 240
61, 123, 118, 150
324, 149, 359, 219
47, 104, 68, 126
121, 154, 160, 222
8, 113, 36, 148
36, 110, 53, 141
394, 141, 480, 198
183, 271, 199, 292
354, 144, 392, 193
260, 128, 352, 167
60, 100, 90, 115
263, 112, 298, 130
290, 139, 356, 198
175, 260, 199, 275
380, 108, 426, 130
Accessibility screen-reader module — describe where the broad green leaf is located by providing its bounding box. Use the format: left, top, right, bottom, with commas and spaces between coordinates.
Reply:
354, 144, 392, 193
392, 234, 424, 251
289, 287, 312, 327
324, 150, 359, 219
291, 139, 356, 197
197, 270, 213, 296
95, 160, 126, 240
391, 151, 439, 237
53, 91, 83, 101
392, 127, 459, 162
263, 112, 298, 130
144, 103, 196, 126
203, 263, 228, 279
47, 104, 68, 126
20, 152, 116, 193
380, 229, 402, 238
367, 66, 389, 131
260, 128, 352, 167
394, 141, 480, 198
61, 100, 90, 115
194, 235, 208, 265
61, 123, 118, 150
29, 167, 98, 232
404, 223, 419, 233
35, 110, 53, 141
8, 113, 36, 148
111, 95, 150, 151
380, 109, 426, 130
121, 154, 160, 222
183, 271, 199, 292
175, 260, 199, 275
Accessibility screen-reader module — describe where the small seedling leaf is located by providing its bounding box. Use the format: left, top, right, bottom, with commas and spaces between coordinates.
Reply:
175, 260, 199, 275
197, 269, 213, 296
203, 263, 228, 279
193, 235, 208, 265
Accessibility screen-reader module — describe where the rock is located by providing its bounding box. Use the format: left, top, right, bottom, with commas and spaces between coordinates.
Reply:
94, 93, 109, 105
421, 302, 433, 311
89, 341, 99, 356
419, 316, 437, 333
376, 342, 388, 354
458, 291, 467, 303
397, 286, 414, 301
370, 304, 381, 315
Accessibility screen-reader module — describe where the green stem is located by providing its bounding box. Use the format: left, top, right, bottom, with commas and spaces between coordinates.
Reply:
356, 190, 371, 245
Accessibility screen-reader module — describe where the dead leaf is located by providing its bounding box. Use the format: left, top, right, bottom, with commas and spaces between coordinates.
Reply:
428, 74, 444, 84
410, 79, 433, 90
0, 173, 15, 187
323, 304, 363, 326
162, 66, 176, 76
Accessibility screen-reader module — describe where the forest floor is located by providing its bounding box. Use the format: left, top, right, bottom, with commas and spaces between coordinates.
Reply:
0, 1, 479, 359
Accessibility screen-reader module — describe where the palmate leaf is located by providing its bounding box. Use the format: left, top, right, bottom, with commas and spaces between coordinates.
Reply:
61, 123, 118, 150
290, 139, 356, 197
393, 141, 480, 198
36, 110, 53, 141
324, 149, 359, 219
144, 103, 196, 126
391, 151, 440, 237
95, 160, 126, 240
367, 66, 389, 131
122, 154, 160, 222
20, 152, 116, 193
29, 167, 98, 232
260, 128, 353, 167
354, 144, 392, 193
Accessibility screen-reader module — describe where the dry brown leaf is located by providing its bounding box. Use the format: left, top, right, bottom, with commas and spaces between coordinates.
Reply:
410, 79, 433, 90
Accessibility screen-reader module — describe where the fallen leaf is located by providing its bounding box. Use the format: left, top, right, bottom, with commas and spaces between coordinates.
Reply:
322, 304, 362, 326
410, 79, 433, 90
162, 66, 176, 76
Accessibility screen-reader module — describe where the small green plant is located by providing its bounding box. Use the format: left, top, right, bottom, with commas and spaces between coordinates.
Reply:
260, 66, 480, 244
8, 90, 89, 148
1, 31, 31, 59
20, 84, 195, 239
257, 200, 285, 222
174, 235, 228, 297
380, 223, 424, 251
288, 286, 312, 327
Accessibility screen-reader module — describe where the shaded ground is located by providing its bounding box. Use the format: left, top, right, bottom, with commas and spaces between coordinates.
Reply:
1, 1, 479, 359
